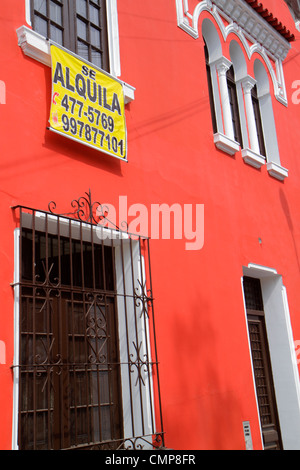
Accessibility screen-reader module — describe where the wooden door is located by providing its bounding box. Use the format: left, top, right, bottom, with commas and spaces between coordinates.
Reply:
244, 276, 282, 450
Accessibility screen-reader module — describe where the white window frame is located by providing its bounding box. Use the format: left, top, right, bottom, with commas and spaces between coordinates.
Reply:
17, 0, 135, 104
203, 18, 240, 156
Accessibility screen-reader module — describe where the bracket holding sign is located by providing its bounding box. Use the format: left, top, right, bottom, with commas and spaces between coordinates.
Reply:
49, 44, 127, 161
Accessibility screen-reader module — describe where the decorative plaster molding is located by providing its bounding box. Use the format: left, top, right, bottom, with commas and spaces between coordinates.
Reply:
266, 161, 288, 181
175, 0, 290, 105
246, 263, 278, 276
214, 56, 232, 75
214, 132, 240, 155
16, 26, 135, 104
241, 76, 256, 95
17, 25, 51, 65
241, 148, 265, 169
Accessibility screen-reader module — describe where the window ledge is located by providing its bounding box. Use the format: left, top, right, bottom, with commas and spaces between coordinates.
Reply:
214, 132, 240, 156
241, 148, 266, 169
16, 25, 135, 104
266, 162, 288, 181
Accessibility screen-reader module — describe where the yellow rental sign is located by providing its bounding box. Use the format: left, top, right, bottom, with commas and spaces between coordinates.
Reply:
49, 44, 127, 160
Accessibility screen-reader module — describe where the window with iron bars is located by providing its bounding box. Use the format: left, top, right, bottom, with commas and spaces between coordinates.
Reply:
12, 191, 164, 450
30, 0, 109, 71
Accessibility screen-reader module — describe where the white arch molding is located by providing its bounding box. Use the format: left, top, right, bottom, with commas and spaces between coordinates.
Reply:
176, 0, 290, 106
177, 0, 289, 180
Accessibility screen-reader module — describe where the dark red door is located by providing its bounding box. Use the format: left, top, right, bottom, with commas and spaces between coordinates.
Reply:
244, 276, 282, 450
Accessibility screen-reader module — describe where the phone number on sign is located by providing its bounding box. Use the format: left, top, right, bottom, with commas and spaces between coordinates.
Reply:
61, 113, 125, 156
59, 93, 124, 156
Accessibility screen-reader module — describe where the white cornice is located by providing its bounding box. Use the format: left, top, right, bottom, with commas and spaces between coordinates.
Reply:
213, 0, 291, 61
176, 0, 291, 61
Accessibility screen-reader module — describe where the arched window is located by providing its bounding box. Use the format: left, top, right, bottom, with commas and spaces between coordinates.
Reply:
177, 0, 291, 179
251, 85, 266, 158
226, 65, 243, 146
204, 34, 288, 179
202, 19, 240, 155
254, 59, 288, 180
204, 42, 217, 134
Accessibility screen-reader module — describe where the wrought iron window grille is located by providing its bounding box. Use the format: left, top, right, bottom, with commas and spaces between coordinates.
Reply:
48, 188, 124, 230
11, 190, 164, 450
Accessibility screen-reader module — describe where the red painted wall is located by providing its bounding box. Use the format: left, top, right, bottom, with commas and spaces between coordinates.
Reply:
0, 0, 300, 450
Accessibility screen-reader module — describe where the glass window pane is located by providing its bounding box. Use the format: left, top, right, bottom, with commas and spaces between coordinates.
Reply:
90, 26, 101, 48
50, 25, 63, 45
34, 0, 47, 16
101, 406, 112, 441
77, 40, 89, 61
77, 18, 87, 41
35, 16, 48, 37
50, 1, 62, 25
76, 0, 87, 18
91, 49, 102, 68
89, 5, 100, 26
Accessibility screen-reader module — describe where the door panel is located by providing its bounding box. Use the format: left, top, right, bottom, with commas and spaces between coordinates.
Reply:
247, 314, 282, 450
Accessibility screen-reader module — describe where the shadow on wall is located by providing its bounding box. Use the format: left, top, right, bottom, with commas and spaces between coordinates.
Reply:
279, 188, 300, 272
162, 295, 248, 450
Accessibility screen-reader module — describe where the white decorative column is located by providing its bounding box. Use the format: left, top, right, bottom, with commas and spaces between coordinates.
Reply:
215, 57, 234, 141
242, 77, 260, 154
212, 57, 240, 156
241, 76, 265, 169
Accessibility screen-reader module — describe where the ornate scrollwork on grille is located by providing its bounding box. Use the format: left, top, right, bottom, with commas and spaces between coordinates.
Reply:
31, 299, 62, 393
75, 432, 165, 450
124, 435, 155, 450
48, 188, 124, 231
130, 340, 150, 387
134, 279, 153, 318
85, 293, 109, 364
36, 261, 60, 290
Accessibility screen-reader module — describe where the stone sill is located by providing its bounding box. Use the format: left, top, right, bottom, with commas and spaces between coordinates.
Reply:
16, 25, 135, 104
241, 148, 266, 169
266, 162, 288, 181
214, 132, 240, 156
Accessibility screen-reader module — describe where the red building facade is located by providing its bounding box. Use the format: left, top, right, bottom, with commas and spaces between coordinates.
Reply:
0, 0, 300, 450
